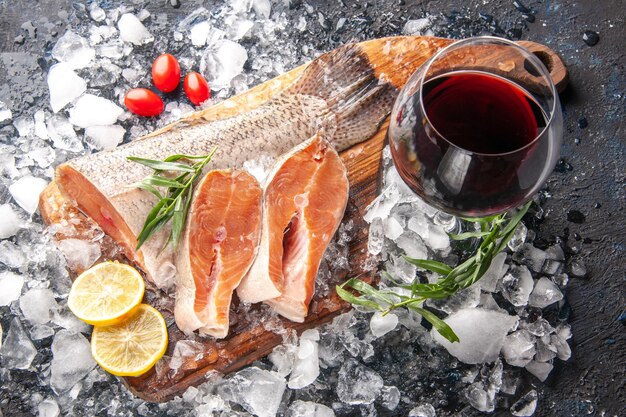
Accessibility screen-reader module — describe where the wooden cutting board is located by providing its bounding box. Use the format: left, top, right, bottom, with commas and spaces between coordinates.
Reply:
39, 35, 567, 402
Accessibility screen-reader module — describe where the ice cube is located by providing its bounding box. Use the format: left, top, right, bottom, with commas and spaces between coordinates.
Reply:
9, 175, 48, 214
370, 311, 398, 337
169, 340, 206, 373
433, 211, 459, 233
507, 223, 527, 252
38, 398, 60, 417
203, 40, 248, 90
432, 308, 518, 364
551, 334, 571, 361
524, 360, 552, 382
385, 253, 417, 284
89, 61, 122, 87
428, 285, 480, 314
556, 323, 571, 340
479, 252, 508, 292
395, 231, 428, 260
552, 273, 569, 287
336, 359, 383, 405
0, 101, 12, 125
510, 390, 538, 416
269, 338, 297, 377
534, 335, 557, 362
217, 367, 286, 417
56, 238, 101, 272
0, 241, 25, 269
20, 288, 59, 325
50, 330, 97, 394
465, 383, 491, 412
0, 204, 21, 239
524, 318, 554, 337
252, 0, 272, 19
69, 94, 124, 128
541, 259, 563, 276
500, 369, 521, 395
47, 63, 87, 113
118, 13, 154, 46
228, 18, 254, 41
51, 31, 95, 69
423, 223, 449, 251
34, 111, 48, 139
499, 265, 534, 307
13, 116, 34, 137
288, 329, 320, 389
407, 213, 429, 235
51, 307, 91, 334
84, 125, 126, 150
518, 243, 547, 272
47, 115, 83, 152
89, 4, 106, 22
0, 318, 37, 369
408, 404, 436, 417
0, 271, 24, 306
478, 293, 504, 312
286, 400, 335, 417
403, 18, 432, 35
501, 330, 536, 367
367, 217, 384, 256
384, 216, 404, 241
190, 21, 212, 47
528, 277, 563, 308
569, 259, 587, 277
30, 324, 55, 340
363, 183, 402, 223
380, 385, 400, 410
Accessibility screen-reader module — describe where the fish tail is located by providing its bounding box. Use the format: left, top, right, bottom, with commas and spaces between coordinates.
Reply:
287, 44, 399, 150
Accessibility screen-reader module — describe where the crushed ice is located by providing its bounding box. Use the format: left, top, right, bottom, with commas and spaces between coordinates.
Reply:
0, 2, 579, 416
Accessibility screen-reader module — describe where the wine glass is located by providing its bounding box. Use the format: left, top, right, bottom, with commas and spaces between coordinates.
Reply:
388, 36, 563, 218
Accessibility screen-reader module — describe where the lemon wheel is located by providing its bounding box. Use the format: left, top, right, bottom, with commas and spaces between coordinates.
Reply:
68, 261, 145, 326
91, 304, 168, 377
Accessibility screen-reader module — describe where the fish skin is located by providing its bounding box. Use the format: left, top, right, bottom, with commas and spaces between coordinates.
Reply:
238, 135, 349, 322
55, 43, 397, 289
175, 170, 261, 338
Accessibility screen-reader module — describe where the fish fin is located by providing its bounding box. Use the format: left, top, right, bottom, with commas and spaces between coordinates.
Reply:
287, 43, 399, 150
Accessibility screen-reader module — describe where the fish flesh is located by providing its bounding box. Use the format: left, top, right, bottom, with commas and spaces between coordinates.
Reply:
175, 170, 261, 337
55, 43, 396, 290
237, 135, 349, 322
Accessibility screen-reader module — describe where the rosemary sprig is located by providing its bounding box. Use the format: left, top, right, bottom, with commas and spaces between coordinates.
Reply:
337, 200, 532, 343
127, 148, 217, 250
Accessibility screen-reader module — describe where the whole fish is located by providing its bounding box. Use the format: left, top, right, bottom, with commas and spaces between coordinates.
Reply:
55, 43, 397, 291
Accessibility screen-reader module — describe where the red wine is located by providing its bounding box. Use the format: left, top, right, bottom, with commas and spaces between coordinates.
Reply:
389, 71, 551, 216
423, 72, 545, 154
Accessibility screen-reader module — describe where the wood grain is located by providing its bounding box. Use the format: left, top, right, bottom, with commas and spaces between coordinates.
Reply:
38, 35, 567, 403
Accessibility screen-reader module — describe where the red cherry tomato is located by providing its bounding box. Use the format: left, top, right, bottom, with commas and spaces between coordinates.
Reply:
184, 72, 211, 105
124, 88, 164, 117
152, 53, 181, 93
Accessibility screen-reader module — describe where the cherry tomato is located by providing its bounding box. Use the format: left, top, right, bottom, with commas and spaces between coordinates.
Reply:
151, 53, 181, 93
184, 72, 211, 105
124, 88, 164, 117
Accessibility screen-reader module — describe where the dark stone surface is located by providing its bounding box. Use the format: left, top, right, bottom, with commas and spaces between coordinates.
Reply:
0, 0, 623, 416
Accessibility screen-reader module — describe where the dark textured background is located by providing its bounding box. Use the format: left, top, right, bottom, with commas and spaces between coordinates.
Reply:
0, 0, 623, 416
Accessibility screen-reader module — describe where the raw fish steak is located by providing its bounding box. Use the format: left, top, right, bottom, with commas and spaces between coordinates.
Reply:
238, 135, 349, 322
175, 170, 262, 338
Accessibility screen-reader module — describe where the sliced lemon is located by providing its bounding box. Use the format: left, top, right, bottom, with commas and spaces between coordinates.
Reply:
91, 304, 168, 377
68, 261, 145, 326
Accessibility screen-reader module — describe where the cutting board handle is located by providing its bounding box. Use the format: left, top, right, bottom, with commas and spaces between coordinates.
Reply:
517, 40, 568, 93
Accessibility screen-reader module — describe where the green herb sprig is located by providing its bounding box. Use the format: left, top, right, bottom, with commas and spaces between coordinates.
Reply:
127, 148, 217, 250
337, 200, 531, 343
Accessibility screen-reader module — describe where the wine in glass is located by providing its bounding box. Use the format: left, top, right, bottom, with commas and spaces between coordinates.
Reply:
388, 36, 563, 218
